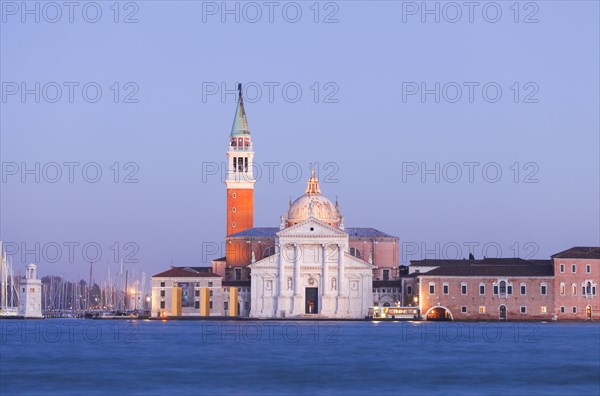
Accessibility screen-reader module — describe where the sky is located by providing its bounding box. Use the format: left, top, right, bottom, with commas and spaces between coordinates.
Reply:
1, 1, 599, 280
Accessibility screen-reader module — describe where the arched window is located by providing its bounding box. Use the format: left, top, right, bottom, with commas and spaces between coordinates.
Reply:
263, 246, 276, 258
349, 247, 361, 258
586, 282, 592, 295
499, 281, 507, 296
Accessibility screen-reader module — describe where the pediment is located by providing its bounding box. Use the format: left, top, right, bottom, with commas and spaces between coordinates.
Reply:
277, 217, 348, 238
248, 252, 279, 268
343, 252, 376, 269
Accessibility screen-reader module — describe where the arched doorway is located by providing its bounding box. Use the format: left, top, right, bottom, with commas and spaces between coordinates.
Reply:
499, 305, 507, 320
425, 306, 453, 321
586, 306, 592, 320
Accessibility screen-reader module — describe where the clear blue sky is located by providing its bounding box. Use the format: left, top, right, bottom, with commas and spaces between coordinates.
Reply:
1, 1, 598, 279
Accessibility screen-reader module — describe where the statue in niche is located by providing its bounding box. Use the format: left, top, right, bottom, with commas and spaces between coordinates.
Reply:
251, 251, 256, 263
331, 277, 337, 291
287, 277, 292, 290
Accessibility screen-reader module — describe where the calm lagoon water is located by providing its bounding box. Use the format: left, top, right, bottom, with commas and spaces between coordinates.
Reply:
1, 320, 599, 395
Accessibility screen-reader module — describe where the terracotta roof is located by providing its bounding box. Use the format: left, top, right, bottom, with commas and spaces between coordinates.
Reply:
153, 267, 221, 278
551, 247, 600, 259
418, 261, 553, 277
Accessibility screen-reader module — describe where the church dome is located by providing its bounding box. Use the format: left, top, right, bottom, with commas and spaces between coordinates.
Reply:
287, 170, 341, 227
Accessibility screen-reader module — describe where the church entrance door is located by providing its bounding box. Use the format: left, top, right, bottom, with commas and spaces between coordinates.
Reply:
305, 288, 318, 314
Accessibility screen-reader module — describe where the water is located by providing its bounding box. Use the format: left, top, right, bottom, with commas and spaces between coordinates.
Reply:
1, 320, 599, 395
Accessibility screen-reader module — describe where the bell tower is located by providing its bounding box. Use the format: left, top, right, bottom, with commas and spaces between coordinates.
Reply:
226, 84, 255, 236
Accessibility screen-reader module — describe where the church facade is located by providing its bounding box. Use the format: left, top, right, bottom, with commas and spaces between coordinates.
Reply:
248, 174, 375, 318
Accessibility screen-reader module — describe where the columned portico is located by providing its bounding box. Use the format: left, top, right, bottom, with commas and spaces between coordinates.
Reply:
249, 217, 374, 319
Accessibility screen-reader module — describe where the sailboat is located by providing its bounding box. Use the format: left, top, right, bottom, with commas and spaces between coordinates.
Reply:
0, 242, 19, 317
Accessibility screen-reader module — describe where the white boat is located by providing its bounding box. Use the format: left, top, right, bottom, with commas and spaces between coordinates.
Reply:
0, 242, 19, 317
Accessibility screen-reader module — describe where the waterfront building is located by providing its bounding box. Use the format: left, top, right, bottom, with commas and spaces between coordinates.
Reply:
18, 263, 43, 318
407, 258, 554, 320
552, 246, 599, 320
150, 266, 254, 318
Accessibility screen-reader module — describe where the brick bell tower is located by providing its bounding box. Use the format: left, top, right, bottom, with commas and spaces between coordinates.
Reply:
226, 84, 255, 236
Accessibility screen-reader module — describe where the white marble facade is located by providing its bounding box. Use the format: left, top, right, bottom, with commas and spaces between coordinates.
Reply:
249, 217, 374, 318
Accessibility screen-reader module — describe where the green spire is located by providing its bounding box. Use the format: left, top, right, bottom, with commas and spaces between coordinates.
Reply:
230, 83, 250, 136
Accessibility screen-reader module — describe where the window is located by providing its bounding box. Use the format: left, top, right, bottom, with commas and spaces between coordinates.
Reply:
194, 301, 199, 309
195, 289, 200, 297
232, 222, 236, 228
263, 246, 276, 258
493, 285, 499, 295
560, 306, 565, 313
560, 283, 565, 295
383, 270, 390, 281
429, 283, 435, 295
232, 192, 236, 198
160, 281, 165, 287
585, 282, 592, 295
507, 285, 513, 295
224, 301, 229, 311
443, 283, 449, 295
586, 264, 591, 273
461, 306, 467, 313
160, 301, 165, 309
572, 306, 577, 314
209, 301, 213, 309
349, 247, 361, 259
541, 306, 547, 314
520, 306, 527, 314
479, 306, 485, 314
572, 284, 577, 295
210, 290, 213, 297
244, 301, 250, 311
407, 285, 412, 295
479, 284, 485, 295
208, 282, 213, 287
461, 284, 467, 295
541, 284, 547, 295
160, 290, 165, 297
560, 264, 565, 273
572, 264, 576, 273
235, 268, 242, 280
499, 281, 507, 296
520, 284, 526, 295
232, 207, 236, 213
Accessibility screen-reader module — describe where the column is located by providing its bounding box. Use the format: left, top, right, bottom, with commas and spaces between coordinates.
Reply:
337, 244, 344, 296
322, 243, 328, 296
294, 244, 301, 295
292, 243, 303, 316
